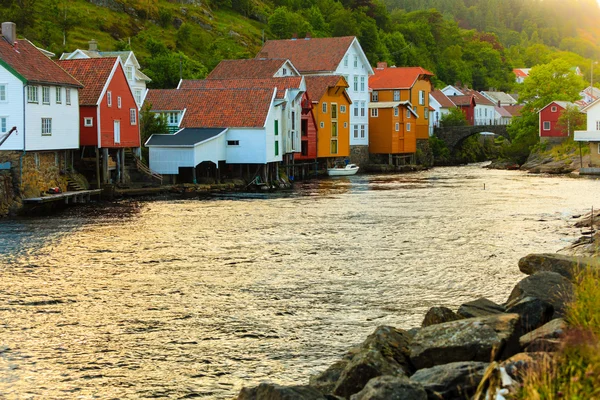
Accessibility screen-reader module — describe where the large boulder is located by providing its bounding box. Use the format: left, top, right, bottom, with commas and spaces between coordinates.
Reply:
330, 326, 413, 398
410, 361, 488, 400
500, 352, 553, 382
309, 360, 349, 395
506, 271, 574, 318
349, 375, 427, 400
237, 383, 330, 400
505, 296, 554, 334
421, 306, 462, 327
457, 297, 506, 318
519, 318, 567, 351
409, 314, 521, 370
518, 253, 599, 281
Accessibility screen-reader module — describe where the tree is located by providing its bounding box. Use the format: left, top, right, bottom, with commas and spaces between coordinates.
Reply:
139, 103, 168, 162
556, 105, 586, 137
440, 107, 468, 127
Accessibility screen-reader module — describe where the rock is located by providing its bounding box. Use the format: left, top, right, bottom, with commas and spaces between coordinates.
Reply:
237, 383, 329, 400
349, 375, 427, 400
507, 272, 574, 318
519, 318, 567, 350
457, 297, 505, 318
518, 253, 600, 280
172, 17, 183, 29
410, 361, 488, 400
524, 338, 562, 352
332, 326, 413, 398
500, 352, 552, 381
505, 296, 554, 333
309, 360, 349, 395
421, 306, 462, 327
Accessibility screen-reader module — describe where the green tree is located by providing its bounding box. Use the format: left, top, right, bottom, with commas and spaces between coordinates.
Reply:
139, 102, 168, 162
556, 105, 586, 137
440, 107, 468, 127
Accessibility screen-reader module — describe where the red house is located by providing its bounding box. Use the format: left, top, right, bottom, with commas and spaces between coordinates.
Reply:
539, 101, 576, 142
451, 94, 476, 125
297, 92, 317, 162
58, 58, 141, 185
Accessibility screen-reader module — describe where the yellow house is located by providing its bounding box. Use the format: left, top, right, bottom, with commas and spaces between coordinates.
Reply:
305, 76, 352, 163
368, 63, 434, 158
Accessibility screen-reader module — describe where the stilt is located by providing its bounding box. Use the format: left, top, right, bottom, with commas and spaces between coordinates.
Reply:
95, 147, 101, 189
121, 148, 125, 183
102, 148, 109, 184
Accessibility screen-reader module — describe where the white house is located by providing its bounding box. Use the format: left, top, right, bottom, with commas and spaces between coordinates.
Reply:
60, 40, 151, 108
480, 91, 518, 106
258, 36, 374, 163
574, 98, 600, 172
429, 90, 456, 134
441, 85, 497, 125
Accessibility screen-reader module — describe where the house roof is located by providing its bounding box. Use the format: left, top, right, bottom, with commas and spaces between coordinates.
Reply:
146, 127, 226, 147
539, 101, 577, 113
178, 77, 303, 99
481, 91, 517, 106
206, 58, 295, 79
58, 58, 118, 105
513, 68, 531, 78
430, 90, 455, 108
60, 49, 151, 82
369, 66, 434, 89
145, 88, 276, 128
450, 95, 475, 106
368, 101, 409, 109
259, 36, 356, 73
304, 75, 349, 103
462, 88, 495, 106
0, 38, 82, 87
494, 106, 512, 118
504, 105, 524, 117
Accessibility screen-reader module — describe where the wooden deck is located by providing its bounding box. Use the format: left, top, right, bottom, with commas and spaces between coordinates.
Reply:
23, 189, 103, 204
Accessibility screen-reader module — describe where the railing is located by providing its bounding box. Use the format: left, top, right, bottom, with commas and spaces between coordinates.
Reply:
134, 157, 163, 184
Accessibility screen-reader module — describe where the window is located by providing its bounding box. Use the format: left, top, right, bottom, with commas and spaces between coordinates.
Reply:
107, 91, 112, 107
331, 103, 337, 119
167, 112, 179, 125
301, 141, 308, 156
320, 121, 324, 128
370, 108, 378, 117
543, 121, 551, 130
551, 106, 557, 112
274, 120, 279, 135
130, 109, 137, 125
66, 88, 71, 105
360, 76, 365, 92
117, 96, 122, 109
395, 122, 399, 131
0, 117, 6, 133
354, 76, 358, 92
291, 111, 295, 130
372, 91, 378, 102
42, 87, 50, 104
340, 105, 346, 113
84, 117, 93, 127
227, 140, 239, 146
360, 124, 365, 138
0, 84, 6, 101
134, 90, 142, 105
27, 86, 38, 103
406, 109, 411, 119
332, 121, 338, 137
354, 125, 358, 138
56, 87, 62, 104
322, 102, 327, 113
361, 102, 365, 117
419, 90, 425, 105
354, 105, 358, 117
484, 108, 487, 117
424, 108, 429, 119
596, 121, 600, 131
344, 55, 349, 67
344, 122, 347, 128
394, 90, 400, 101
331, 139, 338, 154
41, 118, 52, 135
406, 123, 411, 131
282, 67, 287, 76
126, 66, 134, 80
394, 107, 399, 116
274, 140, 279, 156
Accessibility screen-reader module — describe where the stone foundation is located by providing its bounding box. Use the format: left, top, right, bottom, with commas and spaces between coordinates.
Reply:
349, 145, 370, 166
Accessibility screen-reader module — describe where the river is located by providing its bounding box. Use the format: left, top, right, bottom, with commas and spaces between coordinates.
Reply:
0, 164, 598, 399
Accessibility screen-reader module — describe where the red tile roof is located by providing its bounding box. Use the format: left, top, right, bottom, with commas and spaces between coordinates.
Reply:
57, 58, 118, 106
206, 59, 290, 79
259, 36, 355, 73
513, 68, 529, 78
0, 39, 82, 87
462, 88, 495, 106
304, 75, 348, 103
450, 95, 474, 106
369, 66, 434, 89
179, 77, 302, 99
430, 90, 455, 108
144, 88, 276, 128
503, 105, 523, 117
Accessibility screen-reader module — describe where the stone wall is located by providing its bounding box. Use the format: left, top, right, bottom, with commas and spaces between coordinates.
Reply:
349, 145, 370, 166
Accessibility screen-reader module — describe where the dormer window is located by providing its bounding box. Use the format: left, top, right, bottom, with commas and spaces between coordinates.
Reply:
125, 66, 134, 81
282, 67, 287, 76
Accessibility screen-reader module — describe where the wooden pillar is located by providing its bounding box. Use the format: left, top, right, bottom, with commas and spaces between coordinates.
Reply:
216, 162, 220, 183
102, 148, 109, 183
121, 148, 125, 183
95, 147, 101, 189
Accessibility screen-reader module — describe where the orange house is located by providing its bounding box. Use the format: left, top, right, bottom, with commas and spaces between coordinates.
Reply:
369, 63, 434, 146
305, 76, 352, 163
368, 101, 418, 156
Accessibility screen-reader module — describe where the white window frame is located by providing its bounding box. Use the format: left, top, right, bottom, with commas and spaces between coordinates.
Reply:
406, 122, 411, 132
320, 121, 324, 128
419, 90, 425, 105
340, 105, 346, 113
360, 76, 365, 92
395, 122, 399, 131
0, 84, 6, 102
354, 56, 358, 68
360, 102, 365, 117
0, 117, 7, 133
370, 108, 378, 117
84, 117, 93, 127
322, 102, 327, 114
354, 76, 358, 92
130, 109, 137, 125
360, 124, 365, 138
134, 89, 142, 105
344, 55, 349, 67
354, 105, 359, 117
41, 118, 52, 136
117, 96, 122, 109
344, 122, 347, 128
353, 124, 358, 138
282, 67, 287, 76
543, 121, 551, 130
27, 86, 38, 103
425, 108, 429, 119
65, 88, 71, 105
551, 106, 557, 112
42, 87, 50, 104
55, 87, 62, 104
372, 91, 378, 102
125, 66, 134, 81
394, 107, 399, 116
596, 121, 600, 131
407, 109, 411, 119
107, 91, 112, 107
394, 90, 400, 101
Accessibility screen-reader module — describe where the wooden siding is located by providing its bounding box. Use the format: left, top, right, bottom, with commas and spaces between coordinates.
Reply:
539, 103, 567, 137
315, 87, 351, 158
368, 105, 416, 154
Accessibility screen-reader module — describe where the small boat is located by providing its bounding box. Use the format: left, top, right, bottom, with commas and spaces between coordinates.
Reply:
327, 163, 359, 176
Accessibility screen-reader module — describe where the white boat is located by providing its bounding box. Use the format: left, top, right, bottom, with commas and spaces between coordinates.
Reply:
327, 163, 359, 176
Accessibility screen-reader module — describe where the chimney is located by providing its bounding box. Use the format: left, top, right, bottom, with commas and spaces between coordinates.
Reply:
498, 100, 501, 107
291, 33, 297, 40
88, 39, 98, 52
1, 22, 16, 45
377, 62, 387, 69
305, 32, 311, 40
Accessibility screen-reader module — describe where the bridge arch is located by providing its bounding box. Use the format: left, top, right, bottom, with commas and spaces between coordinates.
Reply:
434, 125, 510, 149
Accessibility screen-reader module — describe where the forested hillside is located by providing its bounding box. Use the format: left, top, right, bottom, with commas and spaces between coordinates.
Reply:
1, 0, 599, 91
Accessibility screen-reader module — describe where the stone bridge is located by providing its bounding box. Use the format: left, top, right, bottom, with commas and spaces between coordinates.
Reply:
433, 125, 510, 149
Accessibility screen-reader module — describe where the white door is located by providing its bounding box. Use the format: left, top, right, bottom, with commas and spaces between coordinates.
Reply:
114, 120, 121, 144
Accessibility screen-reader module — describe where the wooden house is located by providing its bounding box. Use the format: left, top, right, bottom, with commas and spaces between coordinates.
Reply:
429, 90, 456, 133
539, 101, 577, 143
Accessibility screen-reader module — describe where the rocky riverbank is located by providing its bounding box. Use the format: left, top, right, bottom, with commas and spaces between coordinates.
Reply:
235, 241, 599, 399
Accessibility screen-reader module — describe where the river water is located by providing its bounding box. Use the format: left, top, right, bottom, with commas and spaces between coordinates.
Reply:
0, 164, 598, 399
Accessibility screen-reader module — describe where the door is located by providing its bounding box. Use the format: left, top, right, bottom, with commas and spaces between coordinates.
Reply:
114, 120, 121, 144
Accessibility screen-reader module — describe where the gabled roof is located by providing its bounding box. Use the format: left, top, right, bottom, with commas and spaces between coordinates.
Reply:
451, 94, 475, 106
462, 88, 495, 106
504, 105, 524, 117
178, 77, 303, 99
430, 90, 455, 108
60, 49, 151, 82
58, 58, 119, 106
146, 128, 226, 147
513, 68, 531, 78
144, 88, 276, 128
258, 36, 358, 74
369, 66, 434, 90
0, 38, 82, 87
206, 58, 298, 79
494, 106, 512, 118
480, 91, 518, 106
539, 101, 577, 113
304, 75, 351, 104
